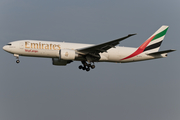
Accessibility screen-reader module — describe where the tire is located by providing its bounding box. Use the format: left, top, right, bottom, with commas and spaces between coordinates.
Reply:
82, 67, 86, 70
91, 65, 95, 69
86, 68, 90, 72
79, 65, 83, 69
16, 60, 20, 63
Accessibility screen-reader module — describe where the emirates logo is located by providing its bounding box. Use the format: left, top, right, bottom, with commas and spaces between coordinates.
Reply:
65, 52, 68, 57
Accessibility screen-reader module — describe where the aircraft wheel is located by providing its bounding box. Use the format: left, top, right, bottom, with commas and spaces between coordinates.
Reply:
86, 68, 90, 72
79, 65, 83, 69
82, 67, 86, 70
91, 65, 95, 69
16, 60, 20, 64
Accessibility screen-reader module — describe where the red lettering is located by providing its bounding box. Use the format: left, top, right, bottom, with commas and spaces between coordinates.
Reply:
25, 49, 38, 53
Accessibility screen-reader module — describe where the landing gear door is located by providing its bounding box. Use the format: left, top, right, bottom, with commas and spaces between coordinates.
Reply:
19, 42, 24, 49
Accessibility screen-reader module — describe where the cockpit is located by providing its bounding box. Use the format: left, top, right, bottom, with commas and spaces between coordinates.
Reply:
3, 43, 13, 52
6, 43, 12, 46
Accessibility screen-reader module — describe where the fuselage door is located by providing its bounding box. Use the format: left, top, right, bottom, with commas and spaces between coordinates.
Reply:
19, 42, 24, 49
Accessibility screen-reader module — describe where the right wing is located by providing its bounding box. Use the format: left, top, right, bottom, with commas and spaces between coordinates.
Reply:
76, 34, 136, 56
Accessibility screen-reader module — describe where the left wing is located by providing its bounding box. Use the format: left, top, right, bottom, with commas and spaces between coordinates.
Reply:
76, 34, 136, 55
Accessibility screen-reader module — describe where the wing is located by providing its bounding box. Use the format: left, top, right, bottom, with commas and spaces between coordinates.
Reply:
76, 34, 136, 56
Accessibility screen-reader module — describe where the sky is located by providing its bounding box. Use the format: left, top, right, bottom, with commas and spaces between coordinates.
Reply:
0, 0, 180, 120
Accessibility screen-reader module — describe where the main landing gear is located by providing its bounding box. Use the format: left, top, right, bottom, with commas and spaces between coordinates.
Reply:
14, 54, 20, 64
79, 61, 95, 72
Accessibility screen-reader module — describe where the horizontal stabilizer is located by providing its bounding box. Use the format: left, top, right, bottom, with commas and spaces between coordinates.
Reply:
147, 49, 176, 55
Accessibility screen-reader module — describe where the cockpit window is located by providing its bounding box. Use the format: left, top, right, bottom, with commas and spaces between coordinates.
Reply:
6, 44, 12, 46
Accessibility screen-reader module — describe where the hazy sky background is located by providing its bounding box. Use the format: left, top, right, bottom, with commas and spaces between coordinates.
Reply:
0, 0, 180, 120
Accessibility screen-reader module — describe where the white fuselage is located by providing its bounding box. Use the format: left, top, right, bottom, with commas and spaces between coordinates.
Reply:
3, 40, 166, 63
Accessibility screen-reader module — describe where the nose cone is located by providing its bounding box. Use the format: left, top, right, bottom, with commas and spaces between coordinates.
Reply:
3, 45, 7, 51
3, 45, 9, 52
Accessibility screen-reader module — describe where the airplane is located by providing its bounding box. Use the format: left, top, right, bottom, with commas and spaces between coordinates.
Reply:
3, 25, 175, 71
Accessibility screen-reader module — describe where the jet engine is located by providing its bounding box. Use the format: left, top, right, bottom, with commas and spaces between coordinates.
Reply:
52, 58, 72, 66
59, 49, 77, 60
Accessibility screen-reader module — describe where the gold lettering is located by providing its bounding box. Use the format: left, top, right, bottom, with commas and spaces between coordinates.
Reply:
42, 44, 45, 49
31, 43, 38, 49
50, 44, 52, 50
25, 42, 61, 50
45, 44, 49, 49
39, 42, 41, 49
57, 45, 61, 50
53, 45, 56, 50
25, 42, 30, 48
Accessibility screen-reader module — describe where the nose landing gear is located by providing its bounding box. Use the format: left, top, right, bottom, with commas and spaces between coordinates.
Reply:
78, 61, 95, 72
16, 60, 20, 63
14, 54, 20, 64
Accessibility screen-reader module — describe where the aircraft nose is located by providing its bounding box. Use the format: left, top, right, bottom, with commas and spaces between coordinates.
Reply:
3, 45, 8, 51
3, 45, 6, 50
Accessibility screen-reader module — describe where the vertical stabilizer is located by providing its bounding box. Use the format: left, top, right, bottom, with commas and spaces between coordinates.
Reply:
143, 25, 169, 53
121, 25, 169, 60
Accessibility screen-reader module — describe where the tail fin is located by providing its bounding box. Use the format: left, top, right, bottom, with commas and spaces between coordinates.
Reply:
121, 25, 169, 60
143, 25, 169, 53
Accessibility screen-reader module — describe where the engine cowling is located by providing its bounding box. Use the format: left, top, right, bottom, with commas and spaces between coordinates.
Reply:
52, 58, 69, 66
60, 49, 76, 60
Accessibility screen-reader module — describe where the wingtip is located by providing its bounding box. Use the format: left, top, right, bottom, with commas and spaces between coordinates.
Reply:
171, 49, 176, 51
128, 33, 137, 36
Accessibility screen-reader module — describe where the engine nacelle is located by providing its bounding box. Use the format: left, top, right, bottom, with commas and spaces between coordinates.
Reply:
52, 58, 69, 66
60, 49, 76, 60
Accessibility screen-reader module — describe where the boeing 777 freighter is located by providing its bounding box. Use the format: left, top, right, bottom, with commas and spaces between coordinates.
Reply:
3, 25, 175, 71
